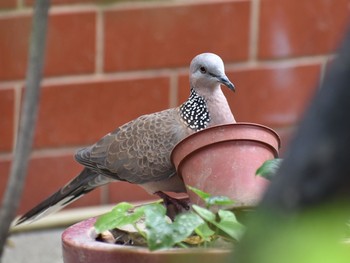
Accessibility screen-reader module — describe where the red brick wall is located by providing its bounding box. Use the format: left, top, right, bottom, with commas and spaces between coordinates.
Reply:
0, 0, 349, 214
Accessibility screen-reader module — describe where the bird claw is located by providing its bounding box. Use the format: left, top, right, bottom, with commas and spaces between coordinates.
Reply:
154, 191, 191, 220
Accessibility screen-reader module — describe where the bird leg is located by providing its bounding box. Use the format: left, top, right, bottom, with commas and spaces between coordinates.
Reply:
154, 191, 191, 220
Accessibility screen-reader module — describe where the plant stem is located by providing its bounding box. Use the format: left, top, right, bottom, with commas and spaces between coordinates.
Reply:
0, 0, 50, 260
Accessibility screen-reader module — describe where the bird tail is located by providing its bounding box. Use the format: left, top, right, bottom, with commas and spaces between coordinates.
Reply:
16, 168, 113, 225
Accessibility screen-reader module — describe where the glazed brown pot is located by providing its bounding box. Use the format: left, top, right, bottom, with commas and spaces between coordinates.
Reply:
171, 123, 281, 207
62, 217, 232, 263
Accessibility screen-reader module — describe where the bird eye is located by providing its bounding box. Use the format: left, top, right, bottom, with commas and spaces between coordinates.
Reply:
199, 66, 207, 74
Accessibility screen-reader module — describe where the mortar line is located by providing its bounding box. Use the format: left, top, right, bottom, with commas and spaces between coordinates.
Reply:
0, 146, 80, 161
248, 0, 260, 62
95, 8, 104, 75
29, 147, 79, 158
0, 55, 333, 89
225, 54, 331, 70
0, 8, 31, 16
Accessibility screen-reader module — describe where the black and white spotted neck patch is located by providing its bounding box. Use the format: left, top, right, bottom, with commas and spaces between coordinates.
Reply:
180, 88, 210, 131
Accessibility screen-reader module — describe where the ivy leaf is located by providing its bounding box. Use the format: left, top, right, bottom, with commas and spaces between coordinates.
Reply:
188, 186, 235, 208
205, 196, 235, 207
193, 205, 245, 242
192, 204, 216, 222
144, 203, 203, 251
256, 158, 283, 180
187, 185, 212, 200
172, 212, 204, 243
144, 204, 171, 250
215, 210, 245, 241
94, 202, 144, 234
195, 222, 215, 241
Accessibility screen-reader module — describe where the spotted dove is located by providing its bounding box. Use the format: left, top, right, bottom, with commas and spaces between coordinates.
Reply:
17, 53, 236, 224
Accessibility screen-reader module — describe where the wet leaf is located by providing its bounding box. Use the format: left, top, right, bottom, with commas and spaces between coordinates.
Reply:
144, 203, 203, 250
94, 202, 144, 234
256, 158, 283, 180
195, 221, 215, 241
215, 210, 245, 241
187, 185, 211, 200
206, 196, 235, 207
193, 205, 245, 242
192, 205, 216, 222
188, 186, 235, 208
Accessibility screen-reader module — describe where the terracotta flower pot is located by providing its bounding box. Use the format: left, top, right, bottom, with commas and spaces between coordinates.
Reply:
171, 123, 281, 207
62, 217, 232, 263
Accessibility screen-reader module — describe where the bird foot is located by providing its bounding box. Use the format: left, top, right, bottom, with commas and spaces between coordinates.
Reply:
154, 191, 191, 220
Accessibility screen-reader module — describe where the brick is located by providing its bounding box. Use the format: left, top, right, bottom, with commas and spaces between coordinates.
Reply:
0, 16, 30, 80
45, 11, 96, 76
259, 0, 350, 59
108, 181, 156, 204
0, 0, 16, 9
33, 77, 170, 149
0, 88, 15, 152
0, 11, 95, 81
178, 63, 321, 128
104, 0, 250, 72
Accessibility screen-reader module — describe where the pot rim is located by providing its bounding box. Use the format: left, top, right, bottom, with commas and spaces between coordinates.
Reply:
171, 122, 281, 167
174, 122, 280, 150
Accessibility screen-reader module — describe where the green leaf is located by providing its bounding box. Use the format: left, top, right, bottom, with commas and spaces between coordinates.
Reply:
256, 158, 283, 180
144, 204, 172, 250
195, 222, 215, 241
205, 196, 235, 207
172, 212, 204, 243
188, 186, 235, 208
187, 185, 212, 200
215, 210, 245, 241
193, 205, 245, 241
144, 203, 203, 250
192, 205, 216, 222
94, 202, 144, 234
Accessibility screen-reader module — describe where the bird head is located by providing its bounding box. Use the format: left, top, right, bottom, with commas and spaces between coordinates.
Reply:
189, 53, 235, 93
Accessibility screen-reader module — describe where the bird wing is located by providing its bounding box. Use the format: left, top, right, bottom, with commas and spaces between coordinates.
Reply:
75, 108, 190, 184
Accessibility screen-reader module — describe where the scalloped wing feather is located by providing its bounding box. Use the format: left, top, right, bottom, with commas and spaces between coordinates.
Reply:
75, 108, 191, 184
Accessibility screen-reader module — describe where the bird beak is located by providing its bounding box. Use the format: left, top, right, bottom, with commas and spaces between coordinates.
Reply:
218, 75, 235, 92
